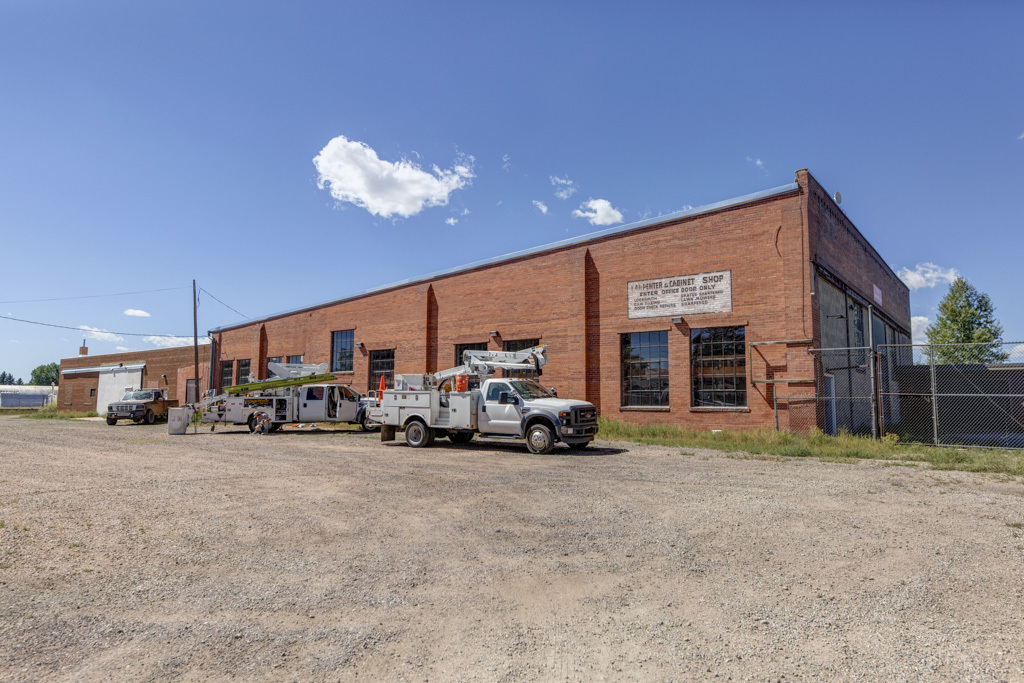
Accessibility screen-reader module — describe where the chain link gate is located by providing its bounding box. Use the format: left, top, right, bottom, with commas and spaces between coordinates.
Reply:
878, 342, 1024, 449
770, 347, 877, 437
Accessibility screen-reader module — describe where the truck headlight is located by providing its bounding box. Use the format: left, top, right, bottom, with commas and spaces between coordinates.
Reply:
558, 411, 571, 421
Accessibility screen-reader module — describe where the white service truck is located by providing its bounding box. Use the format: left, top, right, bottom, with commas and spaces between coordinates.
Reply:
171, 362, 378, 434
370, 346, 598, 454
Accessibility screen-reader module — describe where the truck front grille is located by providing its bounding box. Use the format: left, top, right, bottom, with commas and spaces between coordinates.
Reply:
573, 407, 597, 425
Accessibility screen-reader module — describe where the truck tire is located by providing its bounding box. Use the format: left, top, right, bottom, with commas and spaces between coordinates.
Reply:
526, 423, 554, 454
106, 416, 117, 426
248, 414, 258, 432
360, 412, 380, 432
144, 409, 156, 425
447, 431, 474, 445
405, 420, 434, 448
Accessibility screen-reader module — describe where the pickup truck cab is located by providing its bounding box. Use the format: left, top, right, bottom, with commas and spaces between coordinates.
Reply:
107, 388, 178, 425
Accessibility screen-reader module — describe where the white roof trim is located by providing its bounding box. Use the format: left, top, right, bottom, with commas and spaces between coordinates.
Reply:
61, 363, 146, 375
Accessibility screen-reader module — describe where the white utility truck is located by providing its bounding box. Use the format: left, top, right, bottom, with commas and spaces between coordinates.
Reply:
370, 345, 598, 454
170, 362, 377, 434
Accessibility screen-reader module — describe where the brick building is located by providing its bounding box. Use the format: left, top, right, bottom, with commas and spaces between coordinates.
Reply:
206, 170, 910, 433
59, 344, 210, 413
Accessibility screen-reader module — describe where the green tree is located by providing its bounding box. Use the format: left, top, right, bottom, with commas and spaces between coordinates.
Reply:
0, 371, 14, 385
29, 362, 60, 386
925, 277, 1008, 364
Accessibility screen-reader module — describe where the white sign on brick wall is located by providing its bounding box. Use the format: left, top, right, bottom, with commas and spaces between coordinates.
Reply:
627, 270, 732, 319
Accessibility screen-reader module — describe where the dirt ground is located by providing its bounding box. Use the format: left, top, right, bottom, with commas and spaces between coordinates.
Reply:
1, 416, 1022, 682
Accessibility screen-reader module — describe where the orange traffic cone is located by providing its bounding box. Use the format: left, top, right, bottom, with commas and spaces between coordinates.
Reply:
377, 374, 386, 405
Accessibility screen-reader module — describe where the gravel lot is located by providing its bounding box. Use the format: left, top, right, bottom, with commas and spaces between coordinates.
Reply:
1, 416, 1023, 681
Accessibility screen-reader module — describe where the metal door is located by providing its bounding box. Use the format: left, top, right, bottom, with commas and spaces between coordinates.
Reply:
477, 381, 521, 435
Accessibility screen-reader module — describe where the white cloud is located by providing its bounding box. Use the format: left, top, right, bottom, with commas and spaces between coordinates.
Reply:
80, 325, 124, 343
746, 156, 766, 172
115, 346, 131, 352
550, 175, 578, 200
679, 204, 694, 212
461, 208, 470, 216
533, 200, 549, 215
572, 198, 624, 226
897, 263, 959, 291
1019, 131, 1024, 140
124, 309, 150, 317
502, 154, 512, 171
313, 135, 475, 219
144, 335, 211, 348
445, 217, 458, 226
911, 316, 930, 344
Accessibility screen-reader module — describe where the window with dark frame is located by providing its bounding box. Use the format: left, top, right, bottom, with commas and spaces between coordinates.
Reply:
287, 355, 303, 364
620, 331, 669, 407
331, 330, 355, 373
502, 338, 541, 378
690, 326, 747, 408
220, 360, 234, 388
454, 342, 489, 367
237, 359, 251, 384
368, 349, 395, 392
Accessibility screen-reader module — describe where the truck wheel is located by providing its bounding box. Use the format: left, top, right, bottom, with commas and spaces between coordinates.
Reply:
448, 431, 474, 445
405, 420, 433, 448
526, 423, 554, 454
247, 415, 258, 433
144, 409, 156, 425
106, 416, 117, 426
360, 412, 380, 432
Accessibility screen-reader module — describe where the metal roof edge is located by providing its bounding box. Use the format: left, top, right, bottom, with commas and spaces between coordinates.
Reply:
61, 363, 147, 375
209, 181, 801, 334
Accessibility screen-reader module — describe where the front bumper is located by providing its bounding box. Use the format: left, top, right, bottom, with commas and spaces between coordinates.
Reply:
108, 409, 145, 420
557, 424, 598, 438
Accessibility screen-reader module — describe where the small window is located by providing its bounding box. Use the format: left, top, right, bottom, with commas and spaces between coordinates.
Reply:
621, 331, 669, 407
485, 382, 511, 402
690, 326, 746, 408
89, 388, 96, 397
368, 349, 395, 392
220, 361, 234, 388
237, 359, 251, 384
305, 387, 324, 400
455, 342, 489, 367
287, 355, 304, 364
331, 330, 355, 373
502, 339, 541, 378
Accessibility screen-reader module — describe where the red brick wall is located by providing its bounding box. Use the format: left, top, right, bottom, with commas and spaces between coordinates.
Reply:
211, 171, 907, 432
58, 345, 211, 413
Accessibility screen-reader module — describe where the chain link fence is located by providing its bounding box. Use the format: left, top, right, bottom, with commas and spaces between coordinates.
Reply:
879, 341, 1024, 449
766, 341, 1024, 449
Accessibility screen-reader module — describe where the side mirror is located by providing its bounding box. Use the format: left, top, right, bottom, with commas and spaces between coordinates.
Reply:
499, 392, 515, 405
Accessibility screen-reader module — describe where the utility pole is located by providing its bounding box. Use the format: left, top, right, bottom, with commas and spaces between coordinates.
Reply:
193, 280, 199, 403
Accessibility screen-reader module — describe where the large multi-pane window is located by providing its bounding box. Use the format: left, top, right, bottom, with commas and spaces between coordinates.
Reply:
690, 326, 746, 407
331, 330, 355, 373
220, 361, 233, 389
287, 355, 304, 364
620, 331, 669, 407
369, 349, 395, 392
237, 359, 251, 384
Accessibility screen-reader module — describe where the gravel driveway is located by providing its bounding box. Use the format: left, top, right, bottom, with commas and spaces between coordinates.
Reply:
1, 416, 1022, 681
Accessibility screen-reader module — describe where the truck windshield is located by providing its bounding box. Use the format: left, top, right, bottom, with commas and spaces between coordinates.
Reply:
121, 392, 154, 401
509, 380, 554, 400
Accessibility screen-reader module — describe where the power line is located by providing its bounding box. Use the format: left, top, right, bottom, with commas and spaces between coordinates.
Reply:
0, 313, 191, 338
0, 286, 189, 305
198, 287, 248, 319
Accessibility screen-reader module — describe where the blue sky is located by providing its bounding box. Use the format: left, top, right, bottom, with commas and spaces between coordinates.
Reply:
1, 1, 1022, 381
